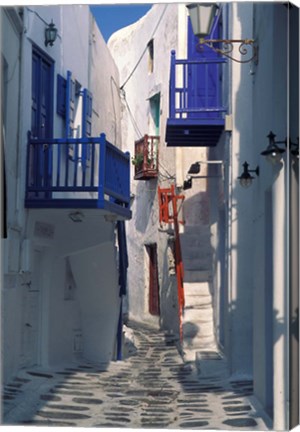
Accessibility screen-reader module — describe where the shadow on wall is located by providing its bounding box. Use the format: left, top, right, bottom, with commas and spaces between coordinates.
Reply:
159, 233, 180, 337
134, 180, 157, 234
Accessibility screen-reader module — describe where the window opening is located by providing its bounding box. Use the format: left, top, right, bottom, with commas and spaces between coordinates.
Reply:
147, 39, 154, 73
146, 244, 160, 316
149, 93, 160, 136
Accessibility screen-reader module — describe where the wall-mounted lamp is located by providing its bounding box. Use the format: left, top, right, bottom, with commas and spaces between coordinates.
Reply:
45, 19, 58, 47
291, 138, 299, 158
261, 131, 299, 164
238, 161, 259, 188
186, 3, 258, 64
183, 177, 193, 190
188, 162, 201, 174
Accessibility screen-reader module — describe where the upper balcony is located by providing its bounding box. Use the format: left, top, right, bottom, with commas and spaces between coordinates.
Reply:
133, 135, 159, 180
25, 132, 131, 220
166, 50, 227, 147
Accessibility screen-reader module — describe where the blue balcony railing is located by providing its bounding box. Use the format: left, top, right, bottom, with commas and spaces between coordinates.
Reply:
166, 50, 227, 147
25, 132, 131, 219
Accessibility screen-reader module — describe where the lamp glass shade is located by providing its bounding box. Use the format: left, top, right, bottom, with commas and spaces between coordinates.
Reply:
266, 151, 283, 165
239, 176, 253, 188
45, 21, 57, 46
186, 3, 217, 38
261, 144, 285, 165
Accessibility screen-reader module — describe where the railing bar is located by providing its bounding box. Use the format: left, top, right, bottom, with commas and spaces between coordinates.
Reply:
175, 58, 226, 65
65, 143, 69, 187
82, 143, 86, 187
25, 142, 30, 194
205, 63, 208, 108
73, 143, 78, 187
28, 137, 102, 145
216, 63, 221, 114
56, 143, 60, 187
27, 186, 98, 192
176, 107, 227, 112
90, 142, 95, 187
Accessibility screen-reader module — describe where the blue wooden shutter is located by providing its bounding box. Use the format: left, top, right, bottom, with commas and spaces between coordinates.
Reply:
56, 74, 66, 117
82, 88, 93, 137
66, 70, 75, 138
81, 88, 93, 167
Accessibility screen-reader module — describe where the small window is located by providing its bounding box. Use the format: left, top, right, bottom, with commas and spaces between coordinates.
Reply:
147, 39, 154, 73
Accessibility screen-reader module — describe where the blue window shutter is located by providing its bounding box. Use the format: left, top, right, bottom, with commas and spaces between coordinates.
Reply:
82, 88, 93, 137
56, 74, 66, 117
82, 88, 93, 167
66, 70, 75, 138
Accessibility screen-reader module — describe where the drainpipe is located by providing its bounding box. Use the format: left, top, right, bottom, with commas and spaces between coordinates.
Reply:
15, 7, 25, 228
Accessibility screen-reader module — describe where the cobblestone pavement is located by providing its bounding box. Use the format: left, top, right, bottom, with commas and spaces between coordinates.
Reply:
2, 321, 270, 429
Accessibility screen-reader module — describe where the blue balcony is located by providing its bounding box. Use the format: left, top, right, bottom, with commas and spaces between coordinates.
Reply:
166, 50, 227, 147
25, 133, 131, 220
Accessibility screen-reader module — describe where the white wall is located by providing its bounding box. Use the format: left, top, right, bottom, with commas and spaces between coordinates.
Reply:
2, 5, 124, 380
1, 8, 24, 382
227, 2, 255, 378
251, 3, 289, 427
108, 4, 180, 329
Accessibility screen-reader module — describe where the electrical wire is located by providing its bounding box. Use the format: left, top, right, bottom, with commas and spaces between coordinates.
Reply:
26, 7, 62, 39
121, 90, 143, 139
120, 4, 168, 90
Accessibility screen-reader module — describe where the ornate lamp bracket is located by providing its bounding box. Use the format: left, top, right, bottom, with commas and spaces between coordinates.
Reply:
198, 38, 258, 64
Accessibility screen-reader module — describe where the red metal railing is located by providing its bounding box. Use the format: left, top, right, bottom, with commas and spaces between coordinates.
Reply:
134, 135, 159, 180
158, 184, 185, 342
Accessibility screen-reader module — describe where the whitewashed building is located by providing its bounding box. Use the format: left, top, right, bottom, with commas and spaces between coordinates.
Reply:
109, 2, 299, 430
1, 5, 131, 382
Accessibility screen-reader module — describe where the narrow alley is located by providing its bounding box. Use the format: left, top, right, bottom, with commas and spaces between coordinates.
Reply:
3, 321, 269, 429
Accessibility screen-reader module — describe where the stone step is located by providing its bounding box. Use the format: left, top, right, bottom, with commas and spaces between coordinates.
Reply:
183, 304, 213, 319
183, 257, 212, 271
181, 246, 212, 261
180, 238, 211, 251
184, 281, 211, 296
184, 270, 212, 283
184, 295, 212, 308
182, 320, 214, 337
182, 224, 212, 236
183, 336, 217, 351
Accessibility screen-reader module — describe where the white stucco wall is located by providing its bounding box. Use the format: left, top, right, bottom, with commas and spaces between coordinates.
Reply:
227, 2, 255, 378
1, 7, 24, 382
251, 3, 289, 427
108, 4, 180, 329
2, 5, 124, 380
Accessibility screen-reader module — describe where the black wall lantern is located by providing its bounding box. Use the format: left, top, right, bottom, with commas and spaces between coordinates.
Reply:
45, 19, 58, 47
188, 162, 201, 174
261, 131, 299, 164
238, 161, 259, 188
183, 177, 193, 190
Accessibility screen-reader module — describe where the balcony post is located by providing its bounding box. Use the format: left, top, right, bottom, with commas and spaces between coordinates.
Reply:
98, 133, 106, 202
125, 151, 130, 208
25, 131, 31, 198
144, 134, 148, 169
170, 50, 176, 119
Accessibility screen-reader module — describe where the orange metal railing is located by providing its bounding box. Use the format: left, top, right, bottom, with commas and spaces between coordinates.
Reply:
158, 184, 185, 342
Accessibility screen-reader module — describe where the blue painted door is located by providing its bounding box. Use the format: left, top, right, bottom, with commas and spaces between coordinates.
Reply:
31, 47, 54, 197
187, 16, 222, 119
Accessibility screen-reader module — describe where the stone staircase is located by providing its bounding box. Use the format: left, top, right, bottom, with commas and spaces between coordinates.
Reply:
180, 225, 218, 362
